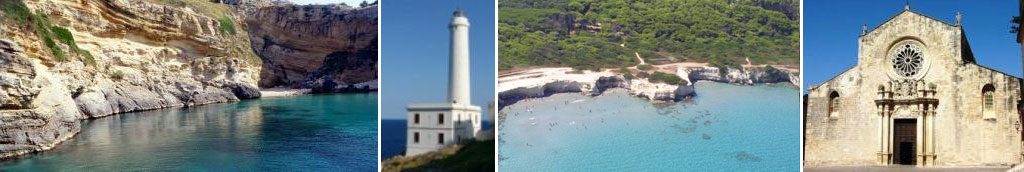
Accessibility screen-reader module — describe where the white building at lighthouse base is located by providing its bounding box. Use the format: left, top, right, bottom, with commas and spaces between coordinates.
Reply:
405, 103, 481, 156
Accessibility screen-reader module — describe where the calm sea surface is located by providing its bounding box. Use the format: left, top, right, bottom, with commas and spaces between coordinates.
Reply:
380, 119, 407, 160
0, 93, 378, 171
380, 119, 491, 161
498, 82, 800, 171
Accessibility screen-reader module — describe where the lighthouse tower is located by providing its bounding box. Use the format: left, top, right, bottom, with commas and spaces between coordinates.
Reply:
404, 9, 482, 157
449, 9, 471, 105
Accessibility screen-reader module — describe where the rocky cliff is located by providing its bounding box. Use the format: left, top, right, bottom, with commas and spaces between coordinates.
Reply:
246, 4, 378, 93
685, 66, 799, 85
496, 65, 796, 109
498, 76, 696, 109
0, 0, 377, 159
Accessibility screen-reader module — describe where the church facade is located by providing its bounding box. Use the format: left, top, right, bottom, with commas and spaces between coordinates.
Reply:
805, 9, 1024, 167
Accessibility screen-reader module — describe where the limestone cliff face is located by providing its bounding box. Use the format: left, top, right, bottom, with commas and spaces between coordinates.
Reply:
0, 0, 260, 159
686, 67, 800, 85
246, 4, 378, 92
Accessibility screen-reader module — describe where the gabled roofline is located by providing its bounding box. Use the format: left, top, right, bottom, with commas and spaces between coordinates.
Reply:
860, 10, 958, 38
974, 63, 1024, 80
808, 65, 856, 91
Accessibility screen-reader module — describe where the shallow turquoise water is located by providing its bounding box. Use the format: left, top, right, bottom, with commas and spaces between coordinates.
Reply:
0, 93, 378, 171
498, 82, 800, 171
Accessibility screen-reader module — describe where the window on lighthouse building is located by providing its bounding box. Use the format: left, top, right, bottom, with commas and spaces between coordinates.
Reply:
438, 133, 445, 144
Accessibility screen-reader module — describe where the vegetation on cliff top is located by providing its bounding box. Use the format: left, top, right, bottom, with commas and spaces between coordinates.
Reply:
218, 15, 237, 35
382, 140, 495, 172
649, 71, 687, 85
149, 0, 232, 18
1, 0, 32, 23
2, 0, 94, 65
498, 0, 799, 71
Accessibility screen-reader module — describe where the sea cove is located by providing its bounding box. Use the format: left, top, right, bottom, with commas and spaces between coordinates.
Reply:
498, 82, 799, 171
0, 94, 378, 171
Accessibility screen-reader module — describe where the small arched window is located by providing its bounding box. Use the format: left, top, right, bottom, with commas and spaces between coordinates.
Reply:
983, 84, 995, 119
829, 91, 840, 117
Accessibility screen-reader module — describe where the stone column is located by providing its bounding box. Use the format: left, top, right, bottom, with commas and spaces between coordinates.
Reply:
887, 109, 894, 164
921, 107, 929, 166
878, 105, 886, 165
927, 107, 936, 165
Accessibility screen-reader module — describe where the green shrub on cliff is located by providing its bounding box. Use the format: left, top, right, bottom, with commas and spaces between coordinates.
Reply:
1, 0, 32, 23
619, 67, 634, 80
81, 51, 96, 66
637, 64, 653, 70
110, 70, 125, 80
51, 26, 77, 50
219, 15, 236, 35
31, 13, 67, 62
649, 71, 686, 85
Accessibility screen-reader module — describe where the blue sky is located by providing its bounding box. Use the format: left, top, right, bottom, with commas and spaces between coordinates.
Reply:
804, 0, 1023, 93
380, 0, 496, 120
287, 0, 367, 6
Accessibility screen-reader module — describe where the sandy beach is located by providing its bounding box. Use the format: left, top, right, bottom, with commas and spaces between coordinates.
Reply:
497, 67, 617, 92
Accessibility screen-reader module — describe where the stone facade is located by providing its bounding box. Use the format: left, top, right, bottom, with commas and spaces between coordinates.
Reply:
805, 10, 1024, 167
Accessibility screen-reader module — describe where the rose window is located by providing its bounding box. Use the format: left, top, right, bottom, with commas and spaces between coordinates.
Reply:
891, 44, 923, 77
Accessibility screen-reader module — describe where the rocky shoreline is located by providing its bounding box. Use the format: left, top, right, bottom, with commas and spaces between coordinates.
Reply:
0, 0, 378, 160
497, 66, 798, 109
498, 76, 694, 109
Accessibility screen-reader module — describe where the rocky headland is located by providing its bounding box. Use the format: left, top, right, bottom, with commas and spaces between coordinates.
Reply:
0, 0, 377, 159
497, 65, 798, 109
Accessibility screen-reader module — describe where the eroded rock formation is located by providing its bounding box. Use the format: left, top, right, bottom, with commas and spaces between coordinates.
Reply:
246, 4, 378, 92
1, 0, 378, 159
0, 0, 253, 159
686, 67, 799, 85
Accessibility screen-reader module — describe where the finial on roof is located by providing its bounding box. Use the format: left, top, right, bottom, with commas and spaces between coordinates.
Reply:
955, 12, 962, 26
861, 24, 868, 35
905, 0, 910, 11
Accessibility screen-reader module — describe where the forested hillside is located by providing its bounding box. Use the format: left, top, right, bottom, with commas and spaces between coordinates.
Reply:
498, 0, 799, 71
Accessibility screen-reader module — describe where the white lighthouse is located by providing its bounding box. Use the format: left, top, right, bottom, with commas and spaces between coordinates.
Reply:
405, 9, 482, 157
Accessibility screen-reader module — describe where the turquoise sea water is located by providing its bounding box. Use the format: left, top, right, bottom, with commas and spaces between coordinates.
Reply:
0, 93, 378, 171
498, 82, 799, 171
